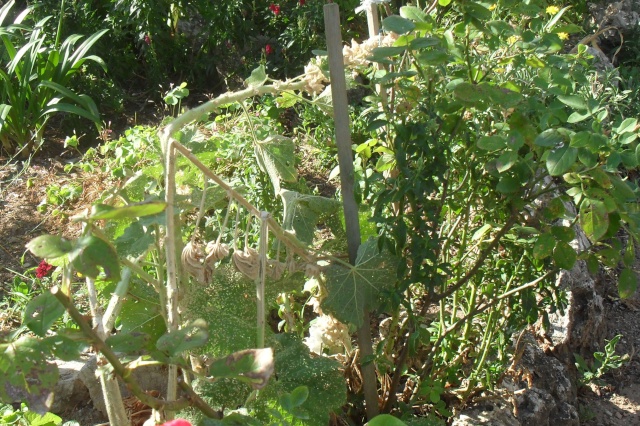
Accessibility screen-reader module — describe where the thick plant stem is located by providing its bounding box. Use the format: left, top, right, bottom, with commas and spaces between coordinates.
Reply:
324, 3, 379, 420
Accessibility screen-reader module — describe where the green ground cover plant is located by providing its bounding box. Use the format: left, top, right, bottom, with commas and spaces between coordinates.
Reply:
1, 0, 638, 425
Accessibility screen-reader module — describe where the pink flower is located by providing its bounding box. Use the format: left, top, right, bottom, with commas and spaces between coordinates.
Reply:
269, 3, 281, 15
161, 420, 191, 426
144, 34, 151, 45
265, 44, 274, 55
35, 260, 53, 279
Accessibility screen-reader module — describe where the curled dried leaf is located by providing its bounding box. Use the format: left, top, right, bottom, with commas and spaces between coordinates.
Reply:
182, 241, 214, 283
205, 241, 230, 263
232, 247, 260, 280
266, 259, 286, 280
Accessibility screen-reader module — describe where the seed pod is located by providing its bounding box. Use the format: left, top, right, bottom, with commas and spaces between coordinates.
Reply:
232, 247, 260, 280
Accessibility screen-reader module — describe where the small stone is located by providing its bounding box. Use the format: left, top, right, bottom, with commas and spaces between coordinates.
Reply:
615, 412, 623, 419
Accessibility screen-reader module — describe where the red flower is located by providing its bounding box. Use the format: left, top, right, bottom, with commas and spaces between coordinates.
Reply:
269, 3, 281, 15
144, 34, 151, 45
161, 420, 191, 426
265, 44, 274, 55
299, 0, 305, 4
35, 260, 53, 279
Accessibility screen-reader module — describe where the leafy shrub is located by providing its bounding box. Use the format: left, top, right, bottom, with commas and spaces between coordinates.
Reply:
0, 0, 106, 156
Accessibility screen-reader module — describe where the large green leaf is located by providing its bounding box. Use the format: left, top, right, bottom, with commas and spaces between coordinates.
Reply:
382, 15, 416, 35
69, 234, 120, 282
553, 241, 577, 270
23, 292, 65, 337
156, 319, 208, 359
323, 239, 399, 327
26, 235, 73, 259
245, 65, 267, 88
0, 336, 58, 415
280, 190, 340, 245
580, 200, 609, 242
254, 135, 298, 192
546, 145, 578, 176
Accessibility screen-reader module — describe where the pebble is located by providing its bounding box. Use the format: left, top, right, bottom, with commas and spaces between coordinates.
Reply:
615, 412, 623, 419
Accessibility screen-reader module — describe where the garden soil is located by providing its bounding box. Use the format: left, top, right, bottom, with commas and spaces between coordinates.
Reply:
1, 152, 639, 425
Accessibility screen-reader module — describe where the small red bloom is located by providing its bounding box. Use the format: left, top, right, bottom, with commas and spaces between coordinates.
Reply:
144, 34, 151, 45
161, 420, 191, 426
265, 44, 274, 55
35, 260, 53, 279
299, 0, 305, 5
269, 3, 281, 15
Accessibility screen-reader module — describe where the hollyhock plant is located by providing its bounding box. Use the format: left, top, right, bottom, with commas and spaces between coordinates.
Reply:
35, 260, 53, 279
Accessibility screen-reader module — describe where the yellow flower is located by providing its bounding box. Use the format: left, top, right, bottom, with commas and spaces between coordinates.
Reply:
507, 35, 519, 45
546, 5, 560, 14
558, 32, 569, 40
489, 4, 497, 10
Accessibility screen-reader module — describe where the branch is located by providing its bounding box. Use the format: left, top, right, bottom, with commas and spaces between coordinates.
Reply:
51, 286, 214, 414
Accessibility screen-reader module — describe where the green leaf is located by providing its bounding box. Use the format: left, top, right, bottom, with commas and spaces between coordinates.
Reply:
289, 385, 309, 407
245, 65, 268, 88
323, 239, 399, 327
69, 234, 120, 282
535, 129, 564, 147
557, 95, 588, 111
615, 118, 637, 135
156, 319, 208, 359
26, 235, 73, 259
23, 410, 62, 425
533, 233, 555, 260
254, 135, 298, 192
551, 226, 575, 243
0, 336, 59, 415
86, 202, 166, 220
367, 414, 408, 426
370, 46, 406, 58
106, 332, 150, 353
114, 221, 154, 257
496, 175, 520, 193
23, 292, 65, 337
281, 190, 340, 245
409, 37, 441, 49
400, 6, 428, 22
477, 135, 506, 150
618, 268, 638, 299
553, 241, 577, 270
546, 145, 578, 176
43, 335, 86, 361
580, 200, 609, 242
382, 15, 416, 35
496, 150, 518, 173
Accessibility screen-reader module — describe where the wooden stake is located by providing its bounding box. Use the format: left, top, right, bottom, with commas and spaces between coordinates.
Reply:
324, 3, 380, 420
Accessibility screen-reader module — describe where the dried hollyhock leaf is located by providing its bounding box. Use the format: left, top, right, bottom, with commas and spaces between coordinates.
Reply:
266, 259, 286, 280
181, 241, 213, 283
232, 247, 260, 280
205, 241, 230, 264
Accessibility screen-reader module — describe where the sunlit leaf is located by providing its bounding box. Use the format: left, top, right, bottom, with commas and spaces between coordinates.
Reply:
26, 235, 73, 259
23, 292, 65, 337
281, 190, 340, 245
254, 135, 298, 192
245, 65, 267, 88
86, 202, 166, 220
557, 95, 587, 111
367, 414, 408, 426
533, 233, 555, 260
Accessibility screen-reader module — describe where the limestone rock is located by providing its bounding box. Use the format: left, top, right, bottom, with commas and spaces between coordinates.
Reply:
51, 360, 90, 415
452, 399, 519, 426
